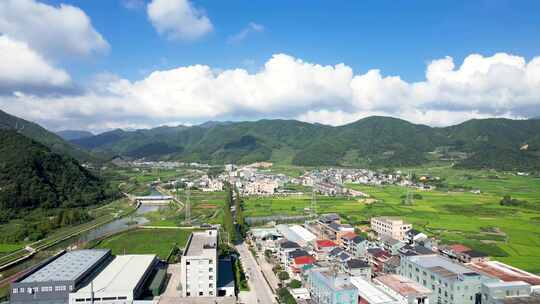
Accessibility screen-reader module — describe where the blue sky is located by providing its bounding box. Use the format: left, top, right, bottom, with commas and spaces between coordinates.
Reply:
1, 0, 540, 131
43, 0, 540, 82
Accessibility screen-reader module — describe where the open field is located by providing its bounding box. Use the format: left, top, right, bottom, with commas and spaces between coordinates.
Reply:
96, 228, 194, 259
243, 166, 540, 274
144, 190, 227, 227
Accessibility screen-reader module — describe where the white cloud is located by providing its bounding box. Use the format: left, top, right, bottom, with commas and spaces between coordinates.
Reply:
2, 52, 540, 132
0, 36, 71, 93
147, 0, 213, 41
0, 0, 109, 58
228, 22, 265, 44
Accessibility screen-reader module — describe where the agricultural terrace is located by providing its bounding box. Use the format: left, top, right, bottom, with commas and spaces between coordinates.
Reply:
243, 167, 540, 274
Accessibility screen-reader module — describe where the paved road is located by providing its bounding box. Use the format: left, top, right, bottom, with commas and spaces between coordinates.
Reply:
235, 242, 276, 304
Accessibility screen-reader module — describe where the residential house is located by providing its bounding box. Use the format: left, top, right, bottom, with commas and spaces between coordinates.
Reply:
306, 269, 358, 304
342, 259, 372, 279
374, 274, 432, 304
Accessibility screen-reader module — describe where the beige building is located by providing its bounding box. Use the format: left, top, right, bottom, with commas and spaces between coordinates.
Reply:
180, 230, 218, 297
371, 217, 412, 241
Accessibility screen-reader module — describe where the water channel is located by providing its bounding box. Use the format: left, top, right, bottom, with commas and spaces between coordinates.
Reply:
0, 188, 166, 290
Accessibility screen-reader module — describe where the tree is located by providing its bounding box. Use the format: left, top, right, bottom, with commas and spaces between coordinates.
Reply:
222, 183, 237, 244
288, 279, 302, 289
278, 271, 290, 282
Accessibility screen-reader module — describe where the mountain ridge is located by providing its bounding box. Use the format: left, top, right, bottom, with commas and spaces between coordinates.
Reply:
70, 116, 540, 170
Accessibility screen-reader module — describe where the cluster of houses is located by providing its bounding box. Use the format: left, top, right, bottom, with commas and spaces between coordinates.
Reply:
248, 215, 540, 304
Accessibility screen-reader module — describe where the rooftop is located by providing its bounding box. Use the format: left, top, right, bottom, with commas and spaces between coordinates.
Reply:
406, 255, 479, 280
316, 239, 337, 248
75, 255, 156, 295
184, 230, 218, 256
375, 274, 432, 296
217, 259, 235, 289
350, 277, 398, 304
347, 258, 370, 269
468, 261, 540, 286
22, 249, 110, 283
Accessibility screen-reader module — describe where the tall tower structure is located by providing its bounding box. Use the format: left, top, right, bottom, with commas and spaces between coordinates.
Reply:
185, 187, 191, 225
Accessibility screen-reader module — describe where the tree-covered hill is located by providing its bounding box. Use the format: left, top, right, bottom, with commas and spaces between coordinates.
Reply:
70, 116, 540, 170
0, 130, 115, 222
56, 130, 94, 141
0, 109, 94, 162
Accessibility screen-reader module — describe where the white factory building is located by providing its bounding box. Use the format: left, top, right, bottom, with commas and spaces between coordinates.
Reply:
69, 255, 158, 304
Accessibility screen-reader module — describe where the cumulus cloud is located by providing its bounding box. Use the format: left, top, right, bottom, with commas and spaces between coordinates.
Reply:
0, 36, 71, 94
147, 0, 213, 41
0, 0, 109, 58
228, 22, 265, 44
1, 52, 540, 132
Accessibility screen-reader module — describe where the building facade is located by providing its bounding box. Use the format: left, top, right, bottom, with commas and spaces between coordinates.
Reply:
371, 217, 412, 241
399, 255, 492, 304
10, 249, 112, 304
307, 269, 358, 304
180, 230, 219, 297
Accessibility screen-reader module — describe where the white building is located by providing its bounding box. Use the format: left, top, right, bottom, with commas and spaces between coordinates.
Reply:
180, 230, 218, 297
244, 179, 278, 196
69, 255, 157, 304
371, 217, 412, 241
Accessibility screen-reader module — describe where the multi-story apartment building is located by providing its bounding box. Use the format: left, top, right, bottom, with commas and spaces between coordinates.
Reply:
399, 254, 493, 304
306, 269, 358, 304
371, 217, 412, 241
180, 230, 218, 297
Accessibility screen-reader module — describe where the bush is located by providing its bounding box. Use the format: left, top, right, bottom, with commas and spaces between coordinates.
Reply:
288, 279, 302, 289
278, 271, 290, 281
277, 288, 297, 304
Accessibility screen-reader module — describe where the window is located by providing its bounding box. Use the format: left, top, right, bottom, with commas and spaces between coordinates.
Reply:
186, 292, 191, 297
209, 275, 214, 280
209, 267, 214, 272
12, 289, 17, 294
199, 292, 204, 296
186, 261, 190, 265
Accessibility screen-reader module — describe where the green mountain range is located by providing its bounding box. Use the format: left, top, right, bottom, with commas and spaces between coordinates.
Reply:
0, 130, 113, 222
71, 116, 540, 170
0, 110, 94, 162
56, 130, 94, 141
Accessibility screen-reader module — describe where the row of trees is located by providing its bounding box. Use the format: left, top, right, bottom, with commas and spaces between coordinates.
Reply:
221, 182, 248, 244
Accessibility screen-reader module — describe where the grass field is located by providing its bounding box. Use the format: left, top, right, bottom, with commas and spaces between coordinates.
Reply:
243, 166, 540, 274
96, 228, 194, 259
144, 190, 227, 227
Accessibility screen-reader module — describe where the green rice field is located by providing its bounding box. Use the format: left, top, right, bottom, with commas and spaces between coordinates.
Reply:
244, 167, 540, 274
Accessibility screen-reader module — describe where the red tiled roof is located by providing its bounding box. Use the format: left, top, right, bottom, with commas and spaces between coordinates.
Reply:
449, 244, 472, 253
294, 256, 316, 265
316, 240, 337, 248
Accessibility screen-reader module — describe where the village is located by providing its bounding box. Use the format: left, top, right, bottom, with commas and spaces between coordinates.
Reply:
247, 214, 540, 304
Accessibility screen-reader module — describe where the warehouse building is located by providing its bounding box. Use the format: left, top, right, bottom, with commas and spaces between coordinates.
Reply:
68, 254, 158, 304
10, 249, 112, 304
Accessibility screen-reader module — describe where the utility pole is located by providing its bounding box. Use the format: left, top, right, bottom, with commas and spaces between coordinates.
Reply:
185, 187, 191, 225
404, 171, 414, 205
311, 187, 317, 218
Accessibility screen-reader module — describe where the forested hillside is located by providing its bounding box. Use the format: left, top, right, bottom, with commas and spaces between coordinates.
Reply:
0, 130, 115, 222
0, 110, 94, 162
71, 117, 540, 171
